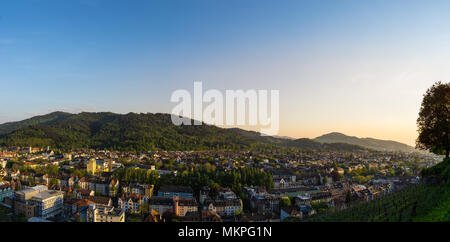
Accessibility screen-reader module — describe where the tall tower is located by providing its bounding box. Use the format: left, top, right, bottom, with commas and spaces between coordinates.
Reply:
87, 158, 97, 174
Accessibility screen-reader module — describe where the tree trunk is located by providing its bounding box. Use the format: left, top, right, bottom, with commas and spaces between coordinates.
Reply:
446, 148, 449, 159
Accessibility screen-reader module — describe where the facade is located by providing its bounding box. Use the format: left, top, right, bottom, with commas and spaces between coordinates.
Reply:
148, 196, 198, 217
206, 198, 243, 217
118, 195, 141, 214
78, 177, 119, 197
175, 197, 198, 217
149, 197, 173, 215
14, 200, 36, 218
87, 204, 125, 222
122, 183, 153, 201
250, 195, 280, 214
75, 189, 95, 199
87, 158, 111, 174
29, 190, 64, 219
87, 158, 97, 174
0, 159, 7, 169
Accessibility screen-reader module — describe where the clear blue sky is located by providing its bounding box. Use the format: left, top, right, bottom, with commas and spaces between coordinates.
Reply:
1, 0, 450, 145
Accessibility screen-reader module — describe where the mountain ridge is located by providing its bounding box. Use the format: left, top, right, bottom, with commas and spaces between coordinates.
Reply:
0, 111, 72, 135
0, 112, 413, 152
314, 132, 416, 152
0, 112, 366, 152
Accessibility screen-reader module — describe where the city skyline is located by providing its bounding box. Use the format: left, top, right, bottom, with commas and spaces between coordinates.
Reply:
2, 0, 450, 146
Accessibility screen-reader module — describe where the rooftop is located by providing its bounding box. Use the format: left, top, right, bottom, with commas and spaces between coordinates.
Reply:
19, 185, 48, 195
31, 190, 64, 201
159, 185, 193, 194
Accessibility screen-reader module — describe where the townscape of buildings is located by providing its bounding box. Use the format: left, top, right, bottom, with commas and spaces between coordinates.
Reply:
0, 146, 441, 222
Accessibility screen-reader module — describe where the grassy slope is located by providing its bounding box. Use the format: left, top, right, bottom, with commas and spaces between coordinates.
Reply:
413, 157, 450, 221
412, 184, 450, 222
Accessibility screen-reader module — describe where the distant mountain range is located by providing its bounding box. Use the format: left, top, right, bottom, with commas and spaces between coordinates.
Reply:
314, 132, 416, 152
0, 112, 415, 153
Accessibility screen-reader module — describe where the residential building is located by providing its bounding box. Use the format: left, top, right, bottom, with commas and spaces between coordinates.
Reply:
175, 197, 198, 217
122, 183, 153, 201
205, 198, 243, 217
118, 194, 142, 214
149, 197, 174, 215
87, 204, 125, 222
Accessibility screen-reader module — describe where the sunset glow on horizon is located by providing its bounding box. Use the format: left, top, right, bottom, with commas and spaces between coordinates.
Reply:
1, 0, 450, 146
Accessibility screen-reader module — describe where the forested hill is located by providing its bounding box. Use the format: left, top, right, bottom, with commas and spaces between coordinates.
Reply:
0, 111, 72, 135
0, 112, 367, 152
315, 132, 416, 152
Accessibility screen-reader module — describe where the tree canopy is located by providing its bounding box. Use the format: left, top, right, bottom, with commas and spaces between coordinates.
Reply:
416, 81, 450, 158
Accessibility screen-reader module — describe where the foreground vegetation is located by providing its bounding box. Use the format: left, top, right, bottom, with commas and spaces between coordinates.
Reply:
305, 158, 450, 222
305, 183, 449, 222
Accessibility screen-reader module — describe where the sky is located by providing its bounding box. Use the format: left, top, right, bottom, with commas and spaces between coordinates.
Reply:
1, 0, 450, 146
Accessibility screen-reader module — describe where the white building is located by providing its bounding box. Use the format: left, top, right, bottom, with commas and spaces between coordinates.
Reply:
29, 190, 64, 219
87, 204, 125, 222
15, 185, 64, 219
0, 159, 7, 169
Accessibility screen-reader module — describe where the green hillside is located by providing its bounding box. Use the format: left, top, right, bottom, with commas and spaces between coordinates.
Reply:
0, 111, 71, 135
0, 112, 368, 152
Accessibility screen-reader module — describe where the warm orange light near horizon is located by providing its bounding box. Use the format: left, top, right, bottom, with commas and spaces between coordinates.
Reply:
279, 120, 419, 147
226, 120, 419, 147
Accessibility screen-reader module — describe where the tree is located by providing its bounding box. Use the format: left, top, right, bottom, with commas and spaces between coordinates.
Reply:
209, 182, 219, 200
416, 81, 450, 158
345, 191, 353, 203
50, 178, 59, 186
280, 197, 292, 208
141, 202, 149, 215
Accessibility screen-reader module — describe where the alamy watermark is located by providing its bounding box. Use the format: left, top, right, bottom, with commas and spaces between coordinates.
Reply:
170, 82, 279, 136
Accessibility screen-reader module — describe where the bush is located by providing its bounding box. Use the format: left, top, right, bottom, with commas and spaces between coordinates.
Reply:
421, 158, 450, 184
